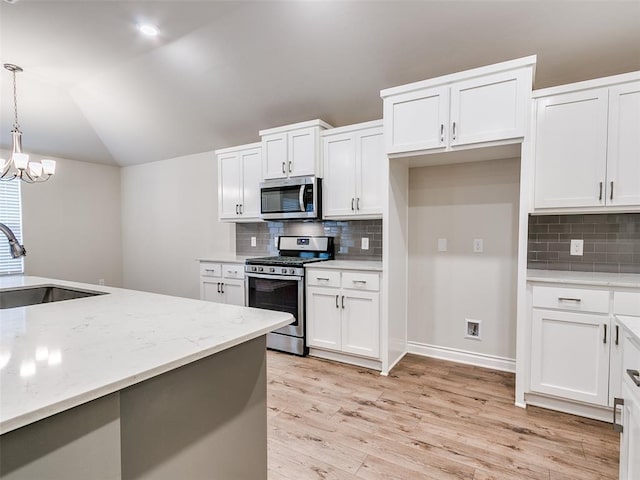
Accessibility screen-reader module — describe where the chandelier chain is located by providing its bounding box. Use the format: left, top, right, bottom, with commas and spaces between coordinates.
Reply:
12, 69, 19, 131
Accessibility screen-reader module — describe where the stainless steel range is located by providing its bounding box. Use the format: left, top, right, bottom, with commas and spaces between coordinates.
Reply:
245, 236, 334, 356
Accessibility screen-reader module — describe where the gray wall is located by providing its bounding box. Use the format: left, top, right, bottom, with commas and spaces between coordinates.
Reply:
528, 213, 640, 274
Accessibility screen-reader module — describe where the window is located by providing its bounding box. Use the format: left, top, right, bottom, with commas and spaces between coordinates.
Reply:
0, 180, 24, 274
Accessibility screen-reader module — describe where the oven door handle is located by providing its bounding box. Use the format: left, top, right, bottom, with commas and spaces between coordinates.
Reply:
299, 185, 306, 213
246, 272, 303, 281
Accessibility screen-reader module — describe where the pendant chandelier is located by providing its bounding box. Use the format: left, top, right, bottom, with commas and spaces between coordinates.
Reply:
1, 63, 56, 183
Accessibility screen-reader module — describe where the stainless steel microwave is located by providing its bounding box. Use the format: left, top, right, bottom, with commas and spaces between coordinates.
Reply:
259, 176, 321, 220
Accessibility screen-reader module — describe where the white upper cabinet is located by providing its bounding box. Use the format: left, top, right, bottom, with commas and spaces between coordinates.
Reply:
532, 74, 640, 212
216, 143, 262, 222
260, 120, 332, 179
322, 120, 385, 219
381, 56, 536, 157
607, 81, 640, 207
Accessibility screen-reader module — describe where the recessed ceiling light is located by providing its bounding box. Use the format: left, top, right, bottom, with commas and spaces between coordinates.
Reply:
137, 24, 159, 37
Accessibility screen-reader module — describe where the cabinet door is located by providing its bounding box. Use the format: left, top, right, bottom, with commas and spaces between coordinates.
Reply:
323, 132, 356, 218
620, 382, 640, 480
306, 287, 341, 351
218, 152, 241, 220
384, 86, 449, 155
262, 132, 288, 180
533, 89, 609, 209
531, 309, 610, 405
239, 147, 262, 219
222, 279, 245, 307
356, 127, 385, 216
341, 290, 380, 359
607, 81, 640, 207
450, 69, 529, 147
288, 127, 317, 177
201, 278, 224, 303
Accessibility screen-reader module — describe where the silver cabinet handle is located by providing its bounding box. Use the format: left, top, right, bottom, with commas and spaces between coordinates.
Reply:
204, 269, 216, 273
440, 123, 444, 143
610, 181, 614, 201
227, 270, 237, 275
613, 397, 624, 432
603, 324, 607, 344
341, 295, 345, 309
615, 325, 619, 346
558, 297, 581, 303
282, 162, 286, 174
217, 282, 221, 293
351, 198, 355, 211
353, 280, 367, 284
316, 277, 330, 281
335, 295, 339, 308
599, 182, 603, 201
452, 121, 457, 141
235, 204, 239, 214
628, 369, 640, 387
356, 198, 360, 210
288, 161, 292, 173
239, 204, 243, 215
220, 282, 224, 294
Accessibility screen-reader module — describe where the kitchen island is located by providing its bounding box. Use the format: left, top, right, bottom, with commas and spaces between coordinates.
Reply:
0, 276, 293, 480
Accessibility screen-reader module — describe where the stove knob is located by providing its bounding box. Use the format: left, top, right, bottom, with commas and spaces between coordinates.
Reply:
269, 267, 275, 273
251, 266, 256, 272
289, 268, 295, 274
258, 267, 264, 272
281, 268, 287, 274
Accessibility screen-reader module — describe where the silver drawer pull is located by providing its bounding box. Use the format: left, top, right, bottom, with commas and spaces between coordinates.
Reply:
628, 369, 640, 387
204, 269, 217, 273
558, 297, 581, 302
613, 397, 624, 433
316, 277, 330, 281
353, 280, 367, 284
227, 270, 237, 275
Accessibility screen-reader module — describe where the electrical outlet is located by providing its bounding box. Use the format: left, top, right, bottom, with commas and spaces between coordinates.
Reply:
361, 237, 369, 250
437, 238, 447, 252
570, 239, 584, 256
473, 238, 484, 253
465, 319, 482, 340
251, 236, 257, 247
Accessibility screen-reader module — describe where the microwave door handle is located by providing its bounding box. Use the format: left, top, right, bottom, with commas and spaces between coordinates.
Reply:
299, 185, 305, 212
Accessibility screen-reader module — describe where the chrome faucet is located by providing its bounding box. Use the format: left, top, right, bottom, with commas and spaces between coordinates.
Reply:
0, 223, 26, 258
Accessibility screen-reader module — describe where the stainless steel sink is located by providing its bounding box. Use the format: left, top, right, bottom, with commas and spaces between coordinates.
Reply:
0, 285, 107, 309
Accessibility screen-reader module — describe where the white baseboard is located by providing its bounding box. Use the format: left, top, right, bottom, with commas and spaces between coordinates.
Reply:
525, 393, 612, 423
308, 348, 382, 372
407, 341, 516, 373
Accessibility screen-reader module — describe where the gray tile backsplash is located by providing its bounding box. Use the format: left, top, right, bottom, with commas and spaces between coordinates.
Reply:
236, 220, 383, 260
528, 213, 640, 273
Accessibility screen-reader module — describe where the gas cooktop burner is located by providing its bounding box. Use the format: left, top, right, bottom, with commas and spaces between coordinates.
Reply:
246, 256, 327, 266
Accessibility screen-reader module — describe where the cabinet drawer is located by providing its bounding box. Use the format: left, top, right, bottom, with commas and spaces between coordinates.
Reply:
222, 264, 244, 279
342, 272, 380, 292
200, 262, 222, 277
532, 285, 609, 313
614, 291, 640, 316
307, 270, 340, 288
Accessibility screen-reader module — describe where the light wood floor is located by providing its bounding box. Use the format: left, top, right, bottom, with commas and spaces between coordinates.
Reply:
266, 352, 619, 480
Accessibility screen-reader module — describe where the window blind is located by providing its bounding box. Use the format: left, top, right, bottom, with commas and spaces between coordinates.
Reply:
0, 180, 24, 275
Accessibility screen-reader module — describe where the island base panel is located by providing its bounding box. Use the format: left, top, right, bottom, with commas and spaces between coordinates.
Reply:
0, 393, 121, 480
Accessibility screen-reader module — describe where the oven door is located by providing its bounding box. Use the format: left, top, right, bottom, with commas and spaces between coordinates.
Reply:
245, 273, 304, 337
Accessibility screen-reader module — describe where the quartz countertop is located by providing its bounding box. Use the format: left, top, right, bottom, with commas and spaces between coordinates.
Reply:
617, 315, 640, 345
306, 260, 383, 272
0, 276, 292, 434
198, 255, 258, 264
527, 269, 640, 289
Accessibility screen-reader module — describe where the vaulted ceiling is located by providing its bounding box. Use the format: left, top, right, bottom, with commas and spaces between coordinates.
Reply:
1, 1, 639, 167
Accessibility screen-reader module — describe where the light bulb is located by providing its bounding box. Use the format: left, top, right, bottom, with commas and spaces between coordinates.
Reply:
29, 162, 42, 177
137, 24, 159, 36
41, 159, 56, 175
13, 153, 29, 170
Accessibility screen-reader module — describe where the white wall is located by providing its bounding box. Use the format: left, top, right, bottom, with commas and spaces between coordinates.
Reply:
407, 158, 520, 363
4, 151, 123, 286
121, 151, 235, 299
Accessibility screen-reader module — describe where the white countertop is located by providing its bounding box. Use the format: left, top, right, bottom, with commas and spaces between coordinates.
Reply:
0, 276, 292, 434
306, 260, 383, 272
198, 255, 257, 263
527, 269, 640, 289
618, 315, 640, 344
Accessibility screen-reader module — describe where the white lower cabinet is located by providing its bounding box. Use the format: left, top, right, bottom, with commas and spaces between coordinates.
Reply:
306, 269, 380, 361
200, 262, 245, 306
617, 329, 640, 480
